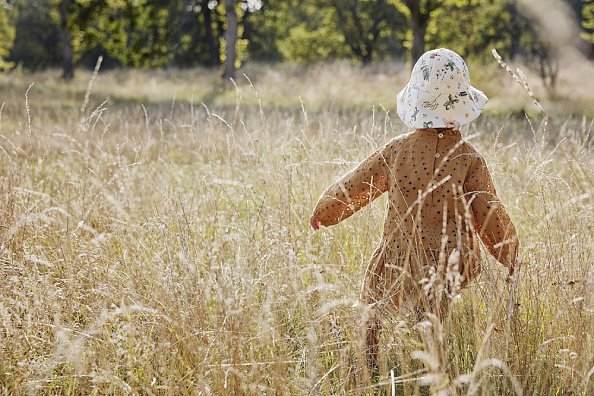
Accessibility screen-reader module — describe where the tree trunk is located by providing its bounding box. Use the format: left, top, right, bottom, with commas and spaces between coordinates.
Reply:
201, 0, 219, 66
59, 0, 74, 82
404, 0, 436, 65
404, 0, 429, 64
410, 17, 427, 65
222, 0, 238, 83
506, 1, 522, 60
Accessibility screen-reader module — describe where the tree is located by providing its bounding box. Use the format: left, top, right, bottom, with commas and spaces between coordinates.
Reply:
222, 0, 238, 82
58, 0, 74, 80
562, 0, 594, 52
199, 0, 220, 66
400, 0, 440, 64
276, 0, 349, 63
51, 0, 188, 74
425, 0, 560, 89
51, 0, 258, 81
71, 0, 185, 68
4, 0, 564, 75
330, 0, 406, 64
582, 0, 594, 45
9, 0, 61, 71
0, 1, 16, 71
242, 0, 283, 62
426, 0, 530, 61
165, 0, 222, 68
271, 0, 405, 64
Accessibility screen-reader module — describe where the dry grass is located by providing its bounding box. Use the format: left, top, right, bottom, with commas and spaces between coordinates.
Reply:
0, 63, 592, 394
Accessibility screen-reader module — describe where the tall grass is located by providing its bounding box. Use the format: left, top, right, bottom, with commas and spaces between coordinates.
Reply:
0, 64, 592, 394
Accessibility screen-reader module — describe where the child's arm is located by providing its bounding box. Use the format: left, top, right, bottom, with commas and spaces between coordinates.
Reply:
311, 142, 394, 228
466, 156, 519, 276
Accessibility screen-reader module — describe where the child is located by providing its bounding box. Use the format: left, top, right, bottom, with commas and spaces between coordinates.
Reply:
310, 48, 519, 371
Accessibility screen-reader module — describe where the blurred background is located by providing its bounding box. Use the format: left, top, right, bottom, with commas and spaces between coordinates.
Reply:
0, 0, 592, 79
0, 0, 593, 116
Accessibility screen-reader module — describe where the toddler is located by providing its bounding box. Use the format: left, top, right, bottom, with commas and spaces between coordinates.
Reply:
310, 48, 519, 371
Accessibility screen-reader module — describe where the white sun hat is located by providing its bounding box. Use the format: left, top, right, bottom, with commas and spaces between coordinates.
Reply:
397, 48, 488, 129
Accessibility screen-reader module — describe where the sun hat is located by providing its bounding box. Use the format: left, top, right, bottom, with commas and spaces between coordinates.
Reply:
397, 48, 488, 129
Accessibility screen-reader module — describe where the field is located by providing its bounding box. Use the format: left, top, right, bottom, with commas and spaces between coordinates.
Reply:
0, 60, 593, 394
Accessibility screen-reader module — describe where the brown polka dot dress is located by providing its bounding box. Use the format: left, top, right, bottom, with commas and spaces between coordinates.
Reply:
312, 128, 519, 314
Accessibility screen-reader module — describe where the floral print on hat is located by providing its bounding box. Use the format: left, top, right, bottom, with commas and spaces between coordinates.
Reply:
397, 48, 488, 129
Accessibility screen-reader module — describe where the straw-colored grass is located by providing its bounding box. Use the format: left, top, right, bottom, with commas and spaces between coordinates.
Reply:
0, 62, 592, 394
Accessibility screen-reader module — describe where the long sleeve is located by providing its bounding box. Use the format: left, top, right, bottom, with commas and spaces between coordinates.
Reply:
465, 155, 519, 271
312, 141, 394, 227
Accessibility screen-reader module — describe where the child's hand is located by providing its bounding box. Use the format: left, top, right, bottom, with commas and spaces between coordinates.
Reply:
310, 216, 320, 230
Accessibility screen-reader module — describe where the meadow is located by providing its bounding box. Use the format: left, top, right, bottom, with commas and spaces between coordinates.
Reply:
0, 59, 593, 394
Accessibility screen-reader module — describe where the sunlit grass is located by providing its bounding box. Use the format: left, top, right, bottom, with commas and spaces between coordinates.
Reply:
0, 63, 592, 394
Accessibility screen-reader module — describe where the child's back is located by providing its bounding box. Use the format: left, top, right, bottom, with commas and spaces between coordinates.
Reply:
312, 127, 517, 313
310, 48, 519, 373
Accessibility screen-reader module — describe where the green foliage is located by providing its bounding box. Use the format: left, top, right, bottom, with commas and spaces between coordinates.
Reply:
243, 0, 287, 62
426, 0, 550, 63
59, 0, 260, 70
1, 0, 590, 73
0, 1, 16, 70
9, 0, 61, 71
67, 0, 186, 68
174, 1, 221, 67
329, 0, 407, 63
582, 0, 594, 43
275, 0, 407, 64
277, 1, 350, 62
280, 23, 349, 62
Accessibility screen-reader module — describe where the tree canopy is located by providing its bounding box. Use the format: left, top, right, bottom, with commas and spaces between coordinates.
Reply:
0, 2, 16, 70
2, 0, 592, 80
